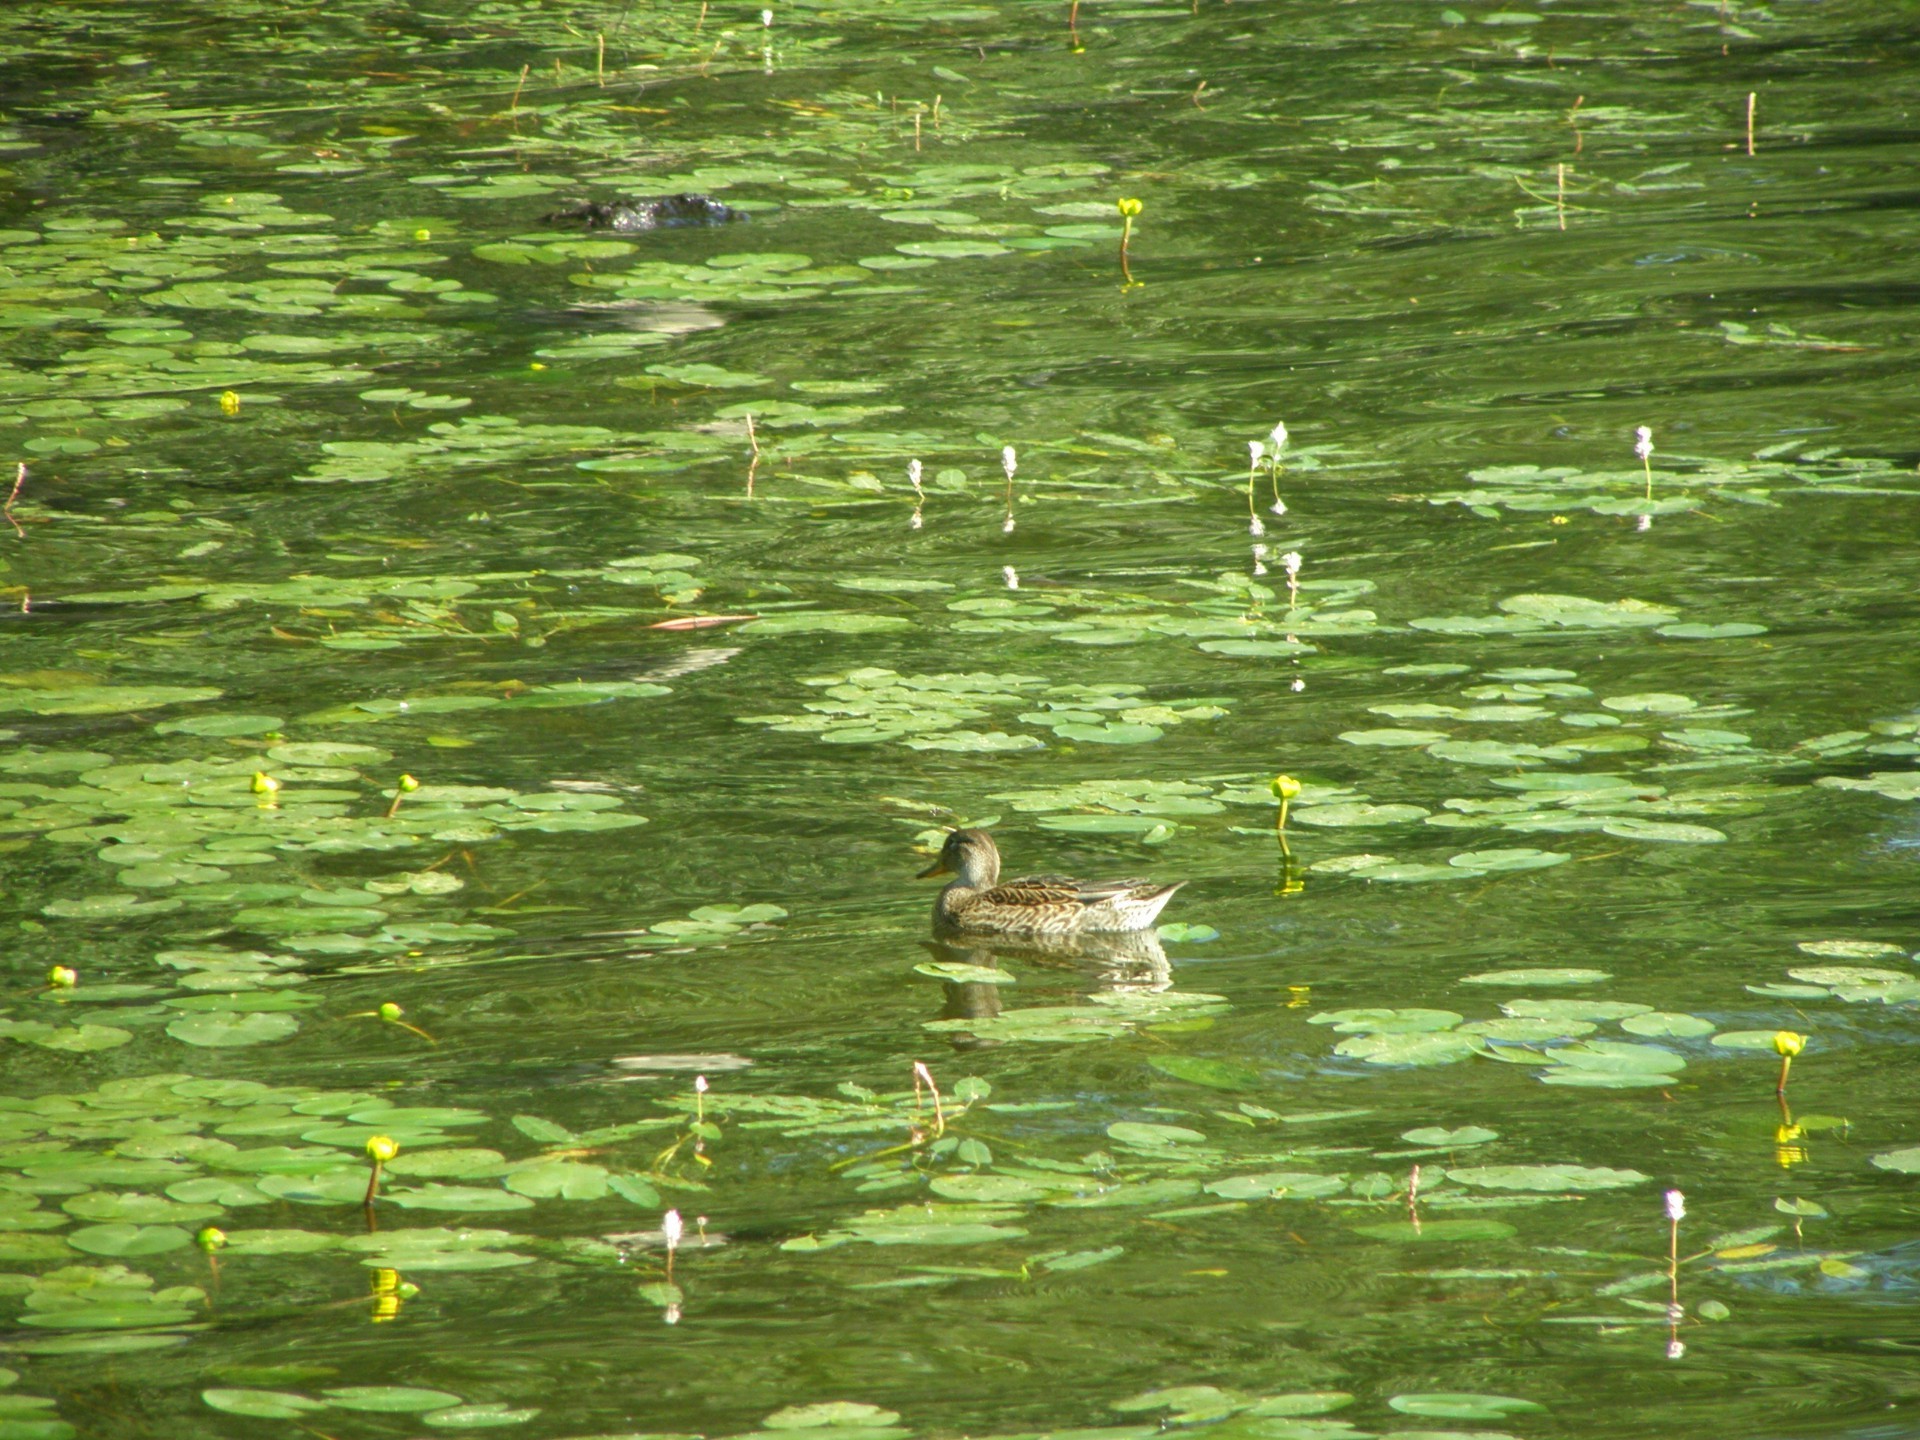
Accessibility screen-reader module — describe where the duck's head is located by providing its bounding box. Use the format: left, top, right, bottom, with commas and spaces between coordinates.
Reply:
916, 827, 1001, 887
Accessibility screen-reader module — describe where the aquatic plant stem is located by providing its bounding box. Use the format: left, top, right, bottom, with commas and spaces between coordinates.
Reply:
384, 772, 419, 819
1116, 197, 1142, 285
1773, 1030, 1804, 1095
912, 1060, 946, 1136
509, 64, 528, 115
746, 413, 761, 497
364, 1136, 398, 1208
1746, 91, 1756, 156
3, 463, 23, 540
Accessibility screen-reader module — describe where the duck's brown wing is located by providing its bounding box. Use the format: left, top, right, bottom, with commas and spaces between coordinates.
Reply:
987, 875, 1179, 909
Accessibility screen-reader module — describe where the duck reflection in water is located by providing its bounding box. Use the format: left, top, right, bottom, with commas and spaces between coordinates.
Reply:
924, 930, 1174, 1053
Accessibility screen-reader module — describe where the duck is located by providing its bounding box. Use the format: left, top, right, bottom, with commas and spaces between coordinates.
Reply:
916, 828, 1184, 937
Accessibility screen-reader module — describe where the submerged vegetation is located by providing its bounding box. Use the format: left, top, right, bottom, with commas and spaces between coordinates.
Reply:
0, 0, 1916, 1436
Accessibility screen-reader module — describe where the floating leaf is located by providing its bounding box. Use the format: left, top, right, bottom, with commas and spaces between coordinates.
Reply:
324, 1387, 464, 1414
1462, 968, 1608, 986
1147, 1056, 1259, 1090
203, 1390, 328, 1420
1389, 1393, 1545, 1421
1447, 1165, 1646, 1191
166, 1013, 299, 1048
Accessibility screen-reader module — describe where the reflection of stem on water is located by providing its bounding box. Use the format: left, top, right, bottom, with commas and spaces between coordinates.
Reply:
745, 413, 761, 497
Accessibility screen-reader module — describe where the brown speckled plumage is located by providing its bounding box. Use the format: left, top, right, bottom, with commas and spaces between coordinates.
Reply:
917, 829, 1184, 937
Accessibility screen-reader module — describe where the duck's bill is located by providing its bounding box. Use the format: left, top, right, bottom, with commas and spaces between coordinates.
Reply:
915, 858, 951, 879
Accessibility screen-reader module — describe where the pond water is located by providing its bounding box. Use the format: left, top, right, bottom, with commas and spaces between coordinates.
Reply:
1, 1, 1918, 1436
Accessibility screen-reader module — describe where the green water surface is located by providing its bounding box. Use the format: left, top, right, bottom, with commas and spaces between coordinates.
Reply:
1, 1, 1918, 1437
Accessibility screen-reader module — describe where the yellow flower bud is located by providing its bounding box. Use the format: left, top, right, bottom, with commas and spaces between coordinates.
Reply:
1116, 197, 1143, 218
379, 1002, 403, 1022
366, 1135, 400, 1163
397, 774, 420, 793
196, 1225, 227, 1252
1772, 1030, 1806, 1058
219, 390, 241, 416
47, 966, 77, 989
250, 771, 280, 795
1270, 774, 1302, 801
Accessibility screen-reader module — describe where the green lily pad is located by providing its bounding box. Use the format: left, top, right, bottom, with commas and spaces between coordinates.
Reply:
1389, 1393, 1545, 1421
765, 1403, 902, 1430
1296, 803, 1431, 827
203, 1390, 329, 1419
1400, 1126, 1499, 1147
66, 1224, 192, 1257
324, 1387, 464, 1413
423, 1404, 542, 1428
166, 1013, 300, 1048
914, 962, 1016, 984
1448, 1164, 1646, 1191
1619, 1012, 1716, 1038
1147, 1056, 1259, 1090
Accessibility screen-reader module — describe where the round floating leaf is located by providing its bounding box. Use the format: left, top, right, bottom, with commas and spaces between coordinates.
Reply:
765, 1403, 903, 1430
166, 1013, 299, 1048
423, 1404, 542, 1428
66, 1224, 192, 1257
502, 1163, 609, 1201
1244, 1393, 1355, 1418
1357, 862, 1467, 883
1600, 693, 1697, 714
1401, 1126, 1499, 1147
1619, 1012, 1716, 1038
221, 1229, 343, 1255
1448, 1165, 1646, 1192
1052, 723, 1163, 745
1462, 968, 1609, 986
324, 1387, 464, 1414
203, 1390, 328, 1420
1335, 1033, 1480, 1067
1199, 640, 1314, 658
1544, 1041, 1683, 1075
929, 1174, 1059, 1203
1147, 1056, 1259, 1090
1155, 923, 1220, 943
1869, 1148, 1920, 1174
1389, 1393, 1545, 1421
1203, 1172, 1344, 1201
1599, 818, 1727, 843
1460, 1017, 1592, 1043
1501, 999, 1651, 1022
1710, 1030, 1791, 1051
1341, 729, 1451, 747
1796, 940, 1907, 960
1448, 849, 1570, 873
914, 962, 1016, 985
1787, 965, 1910, 988
156, 714, 284, 737
1314, 1008, 1462, 1034
1106, 1122, 1206, 1147
1296, 803, 1431, 827
1500, 594, 1676, 629
1656, 623, 1767, 639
